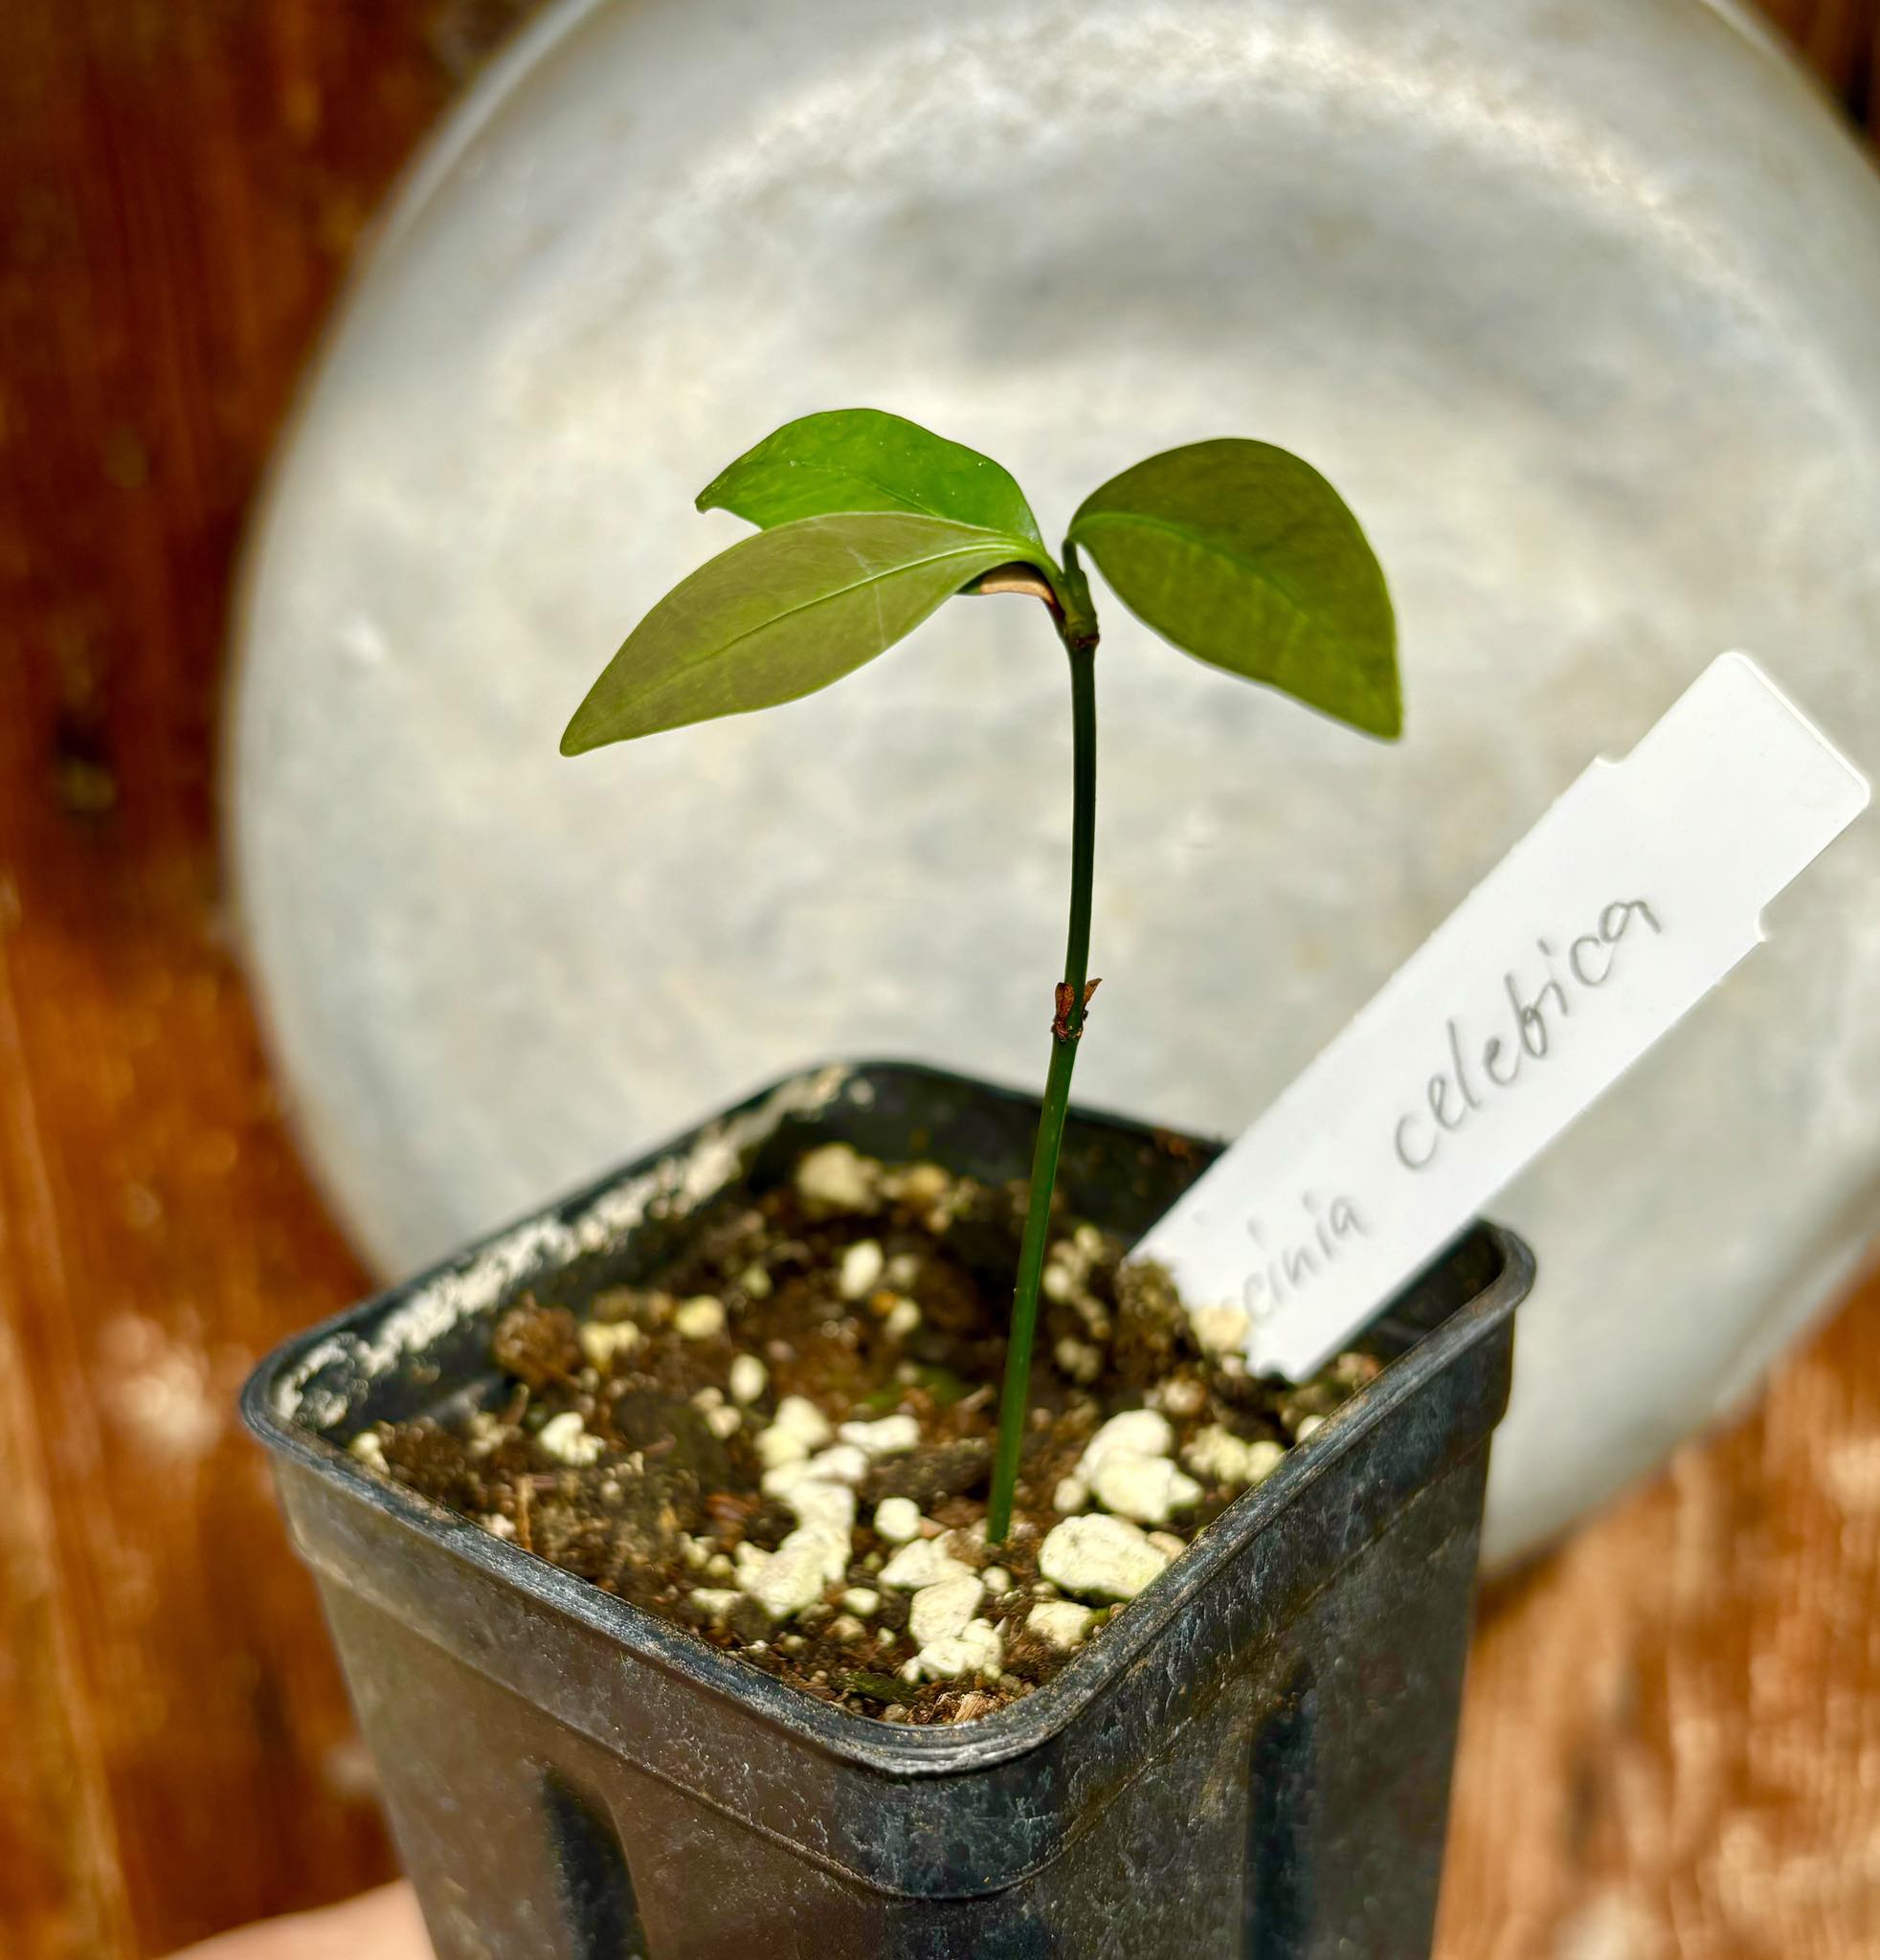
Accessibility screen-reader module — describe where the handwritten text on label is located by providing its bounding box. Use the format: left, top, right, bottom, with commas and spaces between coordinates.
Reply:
1134, 654, 1869, 1380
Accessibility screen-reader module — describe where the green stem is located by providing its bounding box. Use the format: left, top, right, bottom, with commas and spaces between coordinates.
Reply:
988, 557, 1098, 1543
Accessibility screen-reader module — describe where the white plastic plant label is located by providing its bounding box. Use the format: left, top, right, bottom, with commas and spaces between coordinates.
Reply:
1135, 652, 1870, 1381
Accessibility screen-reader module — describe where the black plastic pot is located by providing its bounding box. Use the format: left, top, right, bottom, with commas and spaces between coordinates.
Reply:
244, 1060, 1530, 1960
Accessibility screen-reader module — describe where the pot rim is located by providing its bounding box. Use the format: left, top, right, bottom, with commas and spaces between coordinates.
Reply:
242, 1057, 1531, 1778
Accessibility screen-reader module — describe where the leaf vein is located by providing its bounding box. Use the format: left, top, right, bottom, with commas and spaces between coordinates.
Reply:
1079, 512, 1318, 635
682, 537, 1019, 675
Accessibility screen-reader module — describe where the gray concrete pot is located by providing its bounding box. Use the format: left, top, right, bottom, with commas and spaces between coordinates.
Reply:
244, 1061, 1531, 1959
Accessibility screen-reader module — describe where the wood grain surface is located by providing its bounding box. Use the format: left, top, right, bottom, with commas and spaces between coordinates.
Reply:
0, 4, 1875, 1956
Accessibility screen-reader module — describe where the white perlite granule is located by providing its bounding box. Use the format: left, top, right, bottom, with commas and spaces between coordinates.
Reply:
347, 1429, 388, 1472
904, 1617, 1003, 1682
1051, 1406, 1199, 1524
1075, 1409, 1174, 1481
1039, 1513, 1170, 1602
1183, 1426, 1286, 1489
535, 1412, 603, 1466
1090, 1452, 1201, 1526
1188, 1303, 1252, 1357
838, 1239, 885, 1300
577, 1319, 643, 1369
879, 1534, 974, 1590
838, 1414, 919, 1456
794, 1143, 879, 1215
871, 1496, 922, 1544
1026, 1599, 1096, 1649
674, 1295, 727, 1340
907, 1575, 984, 1648
740, 1527, 845, 1618
755, 1395, 833, 1469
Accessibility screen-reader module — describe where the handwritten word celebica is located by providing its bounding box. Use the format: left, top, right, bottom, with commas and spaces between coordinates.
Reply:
1393, 899, 1662, 1173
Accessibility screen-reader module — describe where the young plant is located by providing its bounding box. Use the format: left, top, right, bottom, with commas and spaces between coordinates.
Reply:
562, 410, 1397, 1541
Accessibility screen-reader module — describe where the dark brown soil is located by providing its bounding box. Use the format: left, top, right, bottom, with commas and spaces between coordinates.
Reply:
363, 1147, 1376, 1726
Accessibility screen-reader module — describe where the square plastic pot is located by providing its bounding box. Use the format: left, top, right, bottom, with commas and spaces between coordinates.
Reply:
244, 1060, 1531, 1960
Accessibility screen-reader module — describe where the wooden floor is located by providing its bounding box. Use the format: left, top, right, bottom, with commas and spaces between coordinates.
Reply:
1, 3, 1875, 1954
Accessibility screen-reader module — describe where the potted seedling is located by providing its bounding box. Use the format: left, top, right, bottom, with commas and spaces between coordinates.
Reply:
247, 412, 1532, 1960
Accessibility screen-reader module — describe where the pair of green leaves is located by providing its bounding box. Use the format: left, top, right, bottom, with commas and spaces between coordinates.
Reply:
560, 408, 1399, 754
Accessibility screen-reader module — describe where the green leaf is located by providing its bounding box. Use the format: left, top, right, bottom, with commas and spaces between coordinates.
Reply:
1067, 439, 1399, 737
698, 408, 1047, 552
561, 511, 1035, 753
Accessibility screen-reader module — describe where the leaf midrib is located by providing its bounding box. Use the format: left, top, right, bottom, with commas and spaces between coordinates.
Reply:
776, 459, 954, 524
660, 530, 1027, 681
733, 457, 1040, 545
1075, 508, 1320, 640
